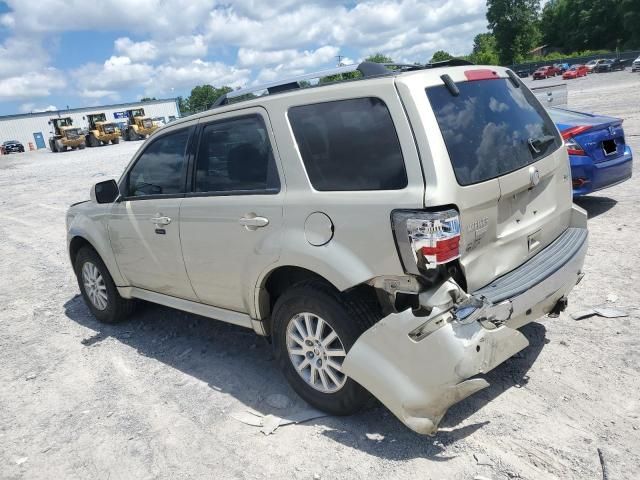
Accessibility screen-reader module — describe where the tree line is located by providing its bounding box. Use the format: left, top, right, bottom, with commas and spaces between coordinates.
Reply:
437, 0, 640, 66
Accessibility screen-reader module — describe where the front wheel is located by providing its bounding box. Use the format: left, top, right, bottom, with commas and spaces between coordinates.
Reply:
74, 247, 135, 324
272, 281, 378, 415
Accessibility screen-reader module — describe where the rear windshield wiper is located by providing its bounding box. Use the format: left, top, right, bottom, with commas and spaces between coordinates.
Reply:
527, 135, 555, 154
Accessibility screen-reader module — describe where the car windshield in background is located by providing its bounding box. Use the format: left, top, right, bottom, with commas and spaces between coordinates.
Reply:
427, 78, 561, 186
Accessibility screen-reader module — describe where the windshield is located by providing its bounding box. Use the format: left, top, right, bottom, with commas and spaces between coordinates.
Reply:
131, 109, 145, 117
427, 78, 561, 186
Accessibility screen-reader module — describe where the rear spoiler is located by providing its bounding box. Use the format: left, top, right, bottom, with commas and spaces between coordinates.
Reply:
530, 83, 568, 107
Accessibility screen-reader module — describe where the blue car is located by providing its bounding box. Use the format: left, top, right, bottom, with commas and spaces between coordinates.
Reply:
548, 107, 633, 196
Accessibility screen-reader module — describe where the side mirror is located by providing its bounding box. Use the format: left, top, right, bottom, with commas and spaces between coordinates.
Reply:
91, 179, 120, 204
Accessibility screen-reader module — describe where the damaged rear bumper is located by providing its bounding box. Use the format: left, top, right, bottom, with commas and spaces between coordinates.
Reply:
343, 211, 588, 435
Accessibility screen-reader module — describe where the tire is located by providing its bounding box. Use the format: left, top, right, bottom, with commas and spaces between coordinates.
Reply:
74, 246, 135, 324
128, 127, 139, 141
88, 134, 99, 147
79, 143, 85, 150
49, 139, 57, 152
272, 281, 380, 416
112, 137, 120, 144
55, 140, 65, 152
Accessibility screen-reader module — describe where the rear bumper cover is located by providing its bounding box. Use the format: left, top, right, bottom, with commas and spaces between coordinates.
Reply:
343, 205, 588, 435
571, 146, 633, 196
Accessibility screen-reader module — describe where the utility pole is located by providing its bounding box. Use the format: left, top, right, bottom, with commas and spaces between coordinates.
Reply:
336, 55, 344, 66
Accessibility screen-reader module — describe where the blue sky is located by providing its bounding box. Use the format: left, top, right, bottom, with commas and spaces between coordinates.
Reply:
0, 0, 489, 116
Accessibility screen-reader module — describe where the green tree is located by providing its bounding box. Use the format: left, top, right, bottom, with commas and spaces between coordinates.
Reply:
140, 96, 157, 102
364, 53, 394, 63
187, 85, 234, 112
430, 50, 453, 63
469, 33, 499, 65
487, 0, 541, 64
176, 96, 189, 114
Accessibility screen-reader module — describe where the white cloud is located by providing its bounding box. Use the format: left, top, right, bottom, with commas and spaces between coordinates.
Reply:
115, 37, 158, 62
25, 104, 58, 113
0, 1, 493, 107
0, 69, 66, 99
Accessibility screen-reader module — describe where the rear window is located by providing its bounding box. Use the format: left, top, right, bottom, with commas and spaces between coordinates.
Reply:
289, 97, 407, 191
427, 78, 561, 186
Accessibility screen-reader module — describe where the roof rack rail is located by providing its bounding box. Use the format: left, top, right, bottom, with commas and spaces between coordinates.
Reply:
212, 58, 474, 108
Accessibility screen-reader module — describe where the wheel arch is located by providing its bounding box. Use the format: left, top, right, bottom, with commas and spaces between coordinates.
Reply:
254, 265, 380, 336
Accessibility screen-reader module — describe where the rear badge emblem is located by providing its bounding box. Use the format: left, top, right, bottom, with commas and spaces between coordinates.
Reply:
608, 126, 615, 136
529, 166, 540, 188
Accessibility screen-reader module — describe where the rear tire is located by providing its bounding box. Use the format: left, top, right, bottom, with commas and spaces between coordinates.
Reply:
88, 134, 99, 147
79, 143, 85, 150
127, 127, 139, 141
272, 281, 379, 415
74, 246, 135, 324
112, 137, 120, 144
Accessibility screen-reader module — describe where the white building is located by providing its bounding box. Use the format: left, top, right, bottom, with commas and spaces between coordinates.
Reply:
0, 98, 180, 150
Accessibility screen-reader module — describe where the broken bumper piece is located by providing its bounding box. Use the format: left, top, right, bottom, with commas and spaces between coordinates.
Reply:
343, 311, 529, 435
343, 222, 588, 435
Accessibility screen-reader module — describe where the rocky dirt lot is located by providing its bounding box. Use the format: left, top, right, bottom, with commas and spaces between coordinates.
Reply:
1, 70, 639, 480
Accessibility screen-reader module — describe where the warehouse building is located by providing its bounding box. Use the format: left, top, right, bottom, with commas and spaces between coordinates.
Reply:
0, 98, 180, 151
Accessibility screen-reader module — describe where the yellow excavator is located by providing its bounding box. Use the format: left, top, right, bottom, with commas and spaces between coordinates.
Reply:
85, 113, 120, 147
122, 108, 159, 141
48, 117, 86, 152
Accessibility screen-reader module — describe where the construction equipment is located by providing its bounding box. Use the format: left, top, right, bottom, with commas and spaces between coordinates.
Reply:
85, 113, 120, 147
48, 117, 86, 152
122, 108, 159, 141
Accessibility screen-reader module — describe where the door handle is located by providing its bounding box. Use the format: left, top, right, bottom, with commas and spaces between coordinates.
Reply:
150, 216, 171, 226
239, 215, 269, 230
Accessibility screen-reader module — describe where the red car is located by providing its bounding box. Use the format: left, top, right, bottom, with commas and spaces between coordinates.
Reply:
562, 64, 588, 79
532, 65, 559, 80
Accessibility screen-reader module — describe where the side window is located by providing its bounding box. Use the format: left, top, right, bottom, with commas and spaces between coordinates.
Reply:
194, 115, 280, 194
288, 97, 407, 191
126, 128, 190, 197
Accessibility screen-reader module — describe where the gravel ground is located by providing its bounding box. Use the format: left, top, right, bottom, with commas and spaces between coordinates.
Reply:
1, 70, 639, 480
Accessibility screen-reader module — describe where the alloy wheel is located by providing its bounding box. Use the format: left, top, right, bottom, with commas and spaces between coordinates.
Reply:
286, 312, 347, 393
81, 261, 108, 311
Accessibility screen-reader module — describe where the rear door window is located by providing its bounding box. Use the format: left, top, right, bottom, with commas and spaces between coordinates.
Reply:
427, 78, 561, 186
194, 115, 280, 194
289, 97, 407, 191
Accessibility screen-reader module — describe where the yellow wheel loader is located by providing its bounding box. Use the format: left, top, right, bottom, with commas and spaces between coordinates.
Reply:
85, 113, 120, 147
122, 108, 159, 141
48, 117, 86, 152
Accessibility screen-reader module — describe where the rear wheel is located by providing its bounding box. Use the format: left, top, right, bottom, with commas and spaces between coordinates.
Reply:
112, 137, 120, 144
272, 281, 379, 415
88, 134, 99, 147
127, 127, 139, 141
74, 246, 135, 324
78, 143, 85, 150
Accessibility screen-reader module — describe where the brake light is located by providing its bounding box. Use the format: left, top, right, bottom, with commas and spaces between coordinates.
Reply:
392, 210, 461, 275
464, 69, 500, 81
561, 125, 591, 156
561, 125, 591, 140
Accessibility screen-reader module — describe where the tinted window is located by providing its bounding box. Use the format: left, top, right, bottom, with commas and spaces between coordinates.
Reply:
195, 115, 279, 194
427, 78, 561, 186
127, 128, 190, 197
289, 98, 407, 191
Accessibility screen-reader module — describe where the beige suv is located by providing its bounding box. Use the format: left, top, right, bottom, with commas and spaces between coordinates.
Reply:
66, 61, 588, 435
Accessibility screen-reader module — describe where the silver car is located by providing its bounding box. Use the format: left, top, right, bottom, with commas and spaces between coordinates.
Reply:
66, 61, 587, 435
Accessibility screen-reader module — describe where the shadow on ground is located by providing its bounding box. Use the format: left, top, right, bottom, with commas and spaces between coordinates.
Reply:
64, 294, 546, 461
574, 195, 617, 219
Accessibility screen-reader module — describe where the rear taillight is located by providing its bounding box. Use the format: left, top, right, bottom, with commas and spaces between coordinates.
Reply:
561, 125, 591, 156
392, 209, 461, 276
